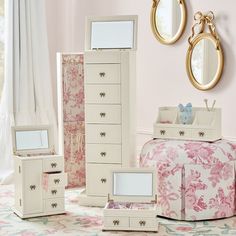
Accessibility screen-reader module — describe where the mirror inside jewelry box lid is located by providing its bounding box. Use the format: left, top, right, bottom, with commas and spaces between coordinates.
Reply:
12, 125, 55, 156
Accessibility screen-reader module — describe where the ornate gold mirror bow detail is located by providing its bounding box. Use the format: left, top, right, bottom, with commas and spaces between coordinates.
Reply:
188, 11, 220, 50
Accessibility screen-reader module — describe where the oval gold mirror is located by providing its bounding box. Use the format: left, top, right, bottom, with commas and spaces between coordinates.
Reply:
186, 12, 224, 90
151, 0, 187, 44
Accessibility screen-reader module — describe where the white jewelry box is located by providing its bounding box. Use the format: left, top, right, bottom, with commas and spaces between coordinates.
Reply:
103, 168, 159, 232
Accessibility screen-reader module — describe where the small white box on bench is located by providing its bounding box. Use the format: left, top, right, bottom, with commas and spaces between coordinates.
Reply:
103, 168, 159, 232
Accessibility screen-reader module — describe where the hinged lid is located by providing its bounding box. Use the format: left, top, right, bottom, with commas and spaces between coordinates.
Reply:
12, 125, 55, 156
108, 168, 157, 203
85, 15, 138, 51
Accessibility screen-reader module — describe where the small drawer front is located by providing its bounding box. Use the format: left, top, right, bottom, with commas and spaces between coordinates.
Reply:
155, 127, 172, 138
85, 64, 120, 84
86, 124, 121, 144
173, 128, 191, 139
85, 85, 120, 104
43, 157, 64, 172
85, 105, 121, 124
47, 173, 67, 187
86, 164, 121, 196
86, 144, 121, 164
104, 216, 129, 228
130, 217, 157, 229
44, 198, 65, 213
44, 187, 65, 199
193, 129, 215, 141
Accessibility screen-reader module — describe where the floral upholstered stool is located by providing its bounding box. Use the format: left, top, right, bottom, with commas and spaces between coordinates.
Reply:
139, 139, 236, 221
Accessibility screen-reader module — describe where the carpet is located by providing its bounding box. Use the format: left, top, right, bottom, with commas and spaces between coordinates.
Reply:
0, 185, 236, 236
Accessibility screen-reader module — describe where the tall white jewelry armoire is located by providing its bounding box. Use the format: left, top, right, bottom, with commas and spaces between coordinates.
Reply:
79, 15, 138, 206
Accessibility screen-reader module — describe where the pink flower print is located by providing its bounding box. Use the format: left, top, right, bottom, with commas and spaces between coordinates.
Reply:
166, 147, 178, 161
193, 196, 207, 212
176, 226, 193, 232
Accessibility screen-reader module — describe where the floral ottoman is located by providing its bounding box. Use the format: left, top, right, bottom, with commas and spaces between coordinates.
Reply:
140, 139, 236, 221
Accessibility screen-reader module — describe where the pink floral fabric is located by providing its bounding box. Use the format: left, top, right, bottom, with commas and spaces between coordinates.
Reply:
62, 54, 85, 188
140, 139, 236, 220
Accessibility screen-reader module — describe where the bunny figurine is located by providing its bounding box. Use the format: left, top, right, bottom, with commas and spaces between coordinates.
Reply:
178, 103, 193, 125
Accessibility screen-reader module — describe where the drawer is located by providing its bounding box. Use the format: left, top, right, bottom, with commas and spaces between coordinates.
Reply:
85, 85, 120, 104
130, 217, 158, 229
86, 163, 121, 196
47, 173, 67, 187
43, 157, 64, 172
86, 144, 121, 164
85, 64, 120, 84
86, 124, 121, 144
85, 105, 121, 124
104, 216, 129, 228
154, 127, 173, 138
172, 128, 191, 139
44, 198, 65, 213
43, 187, 65, 199
192, 129, 215, 141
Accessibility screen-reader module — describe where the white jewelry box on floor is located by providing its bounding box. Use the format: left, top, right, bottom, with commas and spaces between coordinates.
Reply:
103, 168, 159, 232
12, 125, 67, 219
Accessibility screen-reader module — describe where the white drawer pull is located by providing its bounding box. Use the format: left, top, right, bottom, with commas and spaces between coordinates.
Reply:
100, 152, 106, 157
54, 179, 60, 184
199, 131, 205, 137
51, 203, 57, 208
100, 132, 106, 137
160, 130, 166, 135
99, 92, 106, 97
99, 72, 106, 77
139, 220, 146, 226
179, 131, 185, 136
51, 163, 57, 168
100, 112, 106, 117
30, 185, 36, 190
51, 189, 57, 195
100, 178, 107, 183
113, 220, 119, 226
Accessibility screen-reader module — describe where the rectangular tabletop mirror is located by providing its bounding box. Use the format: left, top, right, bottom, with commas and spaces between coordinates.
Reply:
12, 125, 53, 156
110, 168, 156, 203
85, 15, 138, 50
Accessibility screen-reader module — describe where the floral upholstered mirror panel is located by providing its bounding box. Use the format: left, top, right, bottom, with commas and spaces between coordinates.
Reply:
151, 0, 187, 44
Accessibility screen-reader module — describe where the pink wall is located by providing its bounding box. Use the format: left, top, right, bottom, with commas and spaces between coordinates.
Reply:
46, 0, 236, 138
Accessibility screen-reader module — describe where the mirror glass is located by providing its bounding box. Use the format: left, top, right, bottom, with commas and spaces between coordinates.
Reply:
91, 21, 134, 49
113, 172, 153, 196
191, 38, 219, 85
155, 0, 182, 40
15, 130, 49, 151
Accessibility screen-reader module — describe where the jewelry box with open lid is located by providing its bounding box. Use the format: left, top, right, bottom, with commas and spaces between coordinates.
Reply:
12, 125, 67, 219
103, 168, 159, 232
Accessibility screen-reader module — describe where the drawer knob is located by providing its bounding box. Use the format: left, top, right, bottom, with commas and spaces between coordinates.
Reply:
54, 179, 60, 184
51, 190, 57, 195
99, 72, 106, 77
100, 152, 106, 157
160, 130, 166, 135
51, 203, 57, 208
199, 131, 205, 137
100, 178, 107, 183
100, 112, 106, 118
51, 163, 57, 168
113, 220, 119, 226
179, 131, 185, 136
139, 220, 146, 226
100, 132, 106, 137
30, 185, 36, 190
99, 92, 106, 98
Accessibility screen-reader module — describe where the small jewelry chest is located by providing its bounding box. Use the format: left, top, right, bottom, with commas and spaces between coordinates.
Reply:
12, 125, 67, 219
103, 168, 159, 232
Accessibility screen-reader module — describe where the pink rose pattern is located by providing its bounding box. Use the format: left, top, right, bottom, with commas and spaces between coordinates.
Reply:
62, 54, 85, 188
140, 139, 236, 220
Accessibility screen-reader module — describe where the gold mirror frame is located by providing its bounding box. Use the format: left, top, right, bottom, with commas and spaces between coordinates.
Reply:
151, 0, 187, 45
186, 12, 224, 91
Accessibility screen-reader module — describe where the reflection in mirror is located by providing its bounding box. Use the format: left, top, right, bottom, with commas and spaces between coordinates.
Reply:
151, 0, 186, 44
15, 130, 49, 151
113, 172, 153, 196
91, 21, 134, 49
156, 0, 181, 40
191, 38, 218, 85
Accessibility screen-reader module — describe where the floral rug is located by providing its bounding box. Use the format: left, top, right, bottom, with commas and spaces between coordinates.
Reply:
1, 185, 236, 236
